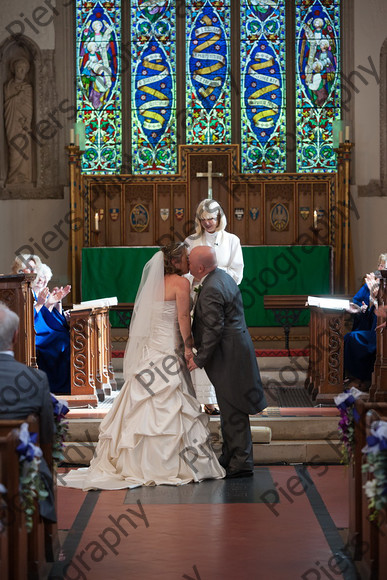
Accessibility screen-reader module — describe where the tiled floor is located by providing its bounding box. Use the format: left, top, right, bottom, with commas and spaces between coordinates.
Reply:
49, 465, 357, 580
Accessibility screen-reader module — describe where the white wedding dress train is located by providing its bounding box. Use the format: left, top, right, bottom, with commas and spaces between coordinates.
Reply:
60, 302, 225, 490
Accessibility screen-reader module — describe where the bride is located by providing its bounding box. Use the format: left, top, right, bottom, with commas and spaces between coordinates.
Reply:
61, 242, 225, 489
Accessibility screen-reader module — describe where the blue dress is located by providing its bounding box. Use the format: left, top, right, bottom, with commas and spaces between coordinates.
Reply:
34, 305, 71, 394
344, 284, 377, 381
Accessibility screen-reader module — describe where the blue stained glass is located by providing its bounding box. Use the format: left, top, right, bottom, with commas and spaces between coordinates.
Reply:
131, 1, 177, 173
134, 40, 173, 145
186, 1, 231, 144
240, 1, 286, 173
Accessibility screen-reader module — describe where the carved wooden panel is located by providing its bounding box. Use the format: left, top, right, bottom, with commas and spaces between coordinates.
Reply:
370, 273, 387, 402
306, 306, 345, 403
70, 310, 98, 407
265, 183, 294, 245
327, 316, 343, 385
0, 274, 36, 367
124, 184, 154, 245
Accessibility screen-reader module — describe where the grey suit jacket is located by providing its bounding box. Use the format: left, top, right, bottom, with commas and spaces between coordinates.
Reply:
0, 353, 54, 445
192, 268, 266, 414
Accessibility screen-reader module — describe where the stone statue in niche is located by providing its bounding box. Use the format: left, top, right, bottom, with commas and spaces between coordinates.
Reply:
3, 57, 33, 184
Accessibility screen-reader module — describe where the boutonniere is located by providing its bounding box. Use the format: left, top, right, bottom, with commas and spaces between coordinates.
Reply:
193, 284, 203, 296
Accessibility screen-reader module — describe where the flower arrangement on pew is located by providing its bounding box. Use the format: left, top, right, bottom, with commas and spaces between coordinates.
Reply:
51, 395, 69, 466
362, 419, 387, 523
334, 387, 363, 463
17, 423, 48, 532
0, 483, 6, 534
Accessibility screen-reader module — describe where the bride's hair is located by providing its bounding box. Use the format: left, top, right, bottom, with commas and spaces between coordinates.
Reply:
162, 242, 187, 275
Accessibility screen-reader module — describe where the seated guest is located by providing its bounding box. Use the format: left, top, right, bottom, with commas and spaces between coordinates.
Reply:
0, 301, 56, 522
0, 301, 54, 442
31, 264, 72, 395
344, 253, 387, 388
11, 253, 41, 274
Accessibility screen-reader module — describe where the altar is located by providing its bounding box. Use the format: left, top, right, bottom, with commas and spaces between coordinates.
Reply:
81, 245, 331, 327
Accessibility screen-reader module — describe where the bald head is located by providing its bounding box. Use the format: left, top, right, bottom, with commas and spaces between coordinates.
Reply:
189, 246, 217, 280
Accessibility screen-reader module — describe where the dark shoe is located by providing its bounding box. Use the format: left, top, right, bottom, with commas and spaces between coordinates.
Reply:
204, 405, 220, 416
225, 469, 254, 479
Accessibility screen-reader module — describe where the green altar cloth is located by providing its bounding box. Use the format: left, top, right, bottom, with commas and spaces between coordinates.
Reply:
81, 245, 331, 327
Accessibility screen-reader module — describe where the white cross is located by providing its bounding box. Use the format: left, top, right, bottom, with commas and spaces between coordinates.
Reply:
196, 161, 223, 200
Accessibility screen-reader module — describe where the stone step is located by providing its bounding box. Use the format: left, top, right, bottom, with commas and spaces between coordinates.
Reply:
62, 414, 341, 466
62, 439, 341, 466
112, 355, 309, 372
65, 415, 338, 443
112, 356, 309, 389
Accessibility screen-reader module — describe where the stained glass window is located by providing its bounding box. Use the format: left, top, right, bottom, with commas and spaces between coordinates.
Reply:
295, 0, 341, 172
185, 1, 231, 145
240, 1, 287, 173
131, 1, 177, 173
75, 1, 341, 175
76, 1, 121, 173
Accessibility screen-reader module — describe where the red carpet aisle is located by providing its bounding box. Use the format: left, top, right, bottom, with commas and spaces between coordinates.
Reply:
49, 465, 356, 580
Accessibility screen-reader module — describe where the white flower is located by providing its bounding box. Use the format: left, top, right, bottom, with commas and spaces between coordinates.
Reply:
364, 479, 377, 499
373, 420, 387, 441
334, 386, 363, 407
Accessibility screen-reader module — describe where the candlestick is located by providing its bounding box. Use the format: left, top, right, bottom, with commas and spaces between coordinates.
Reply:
339, 130, 343, 144
70, 128, 75, 145
313, 210, 318, 229
75, 133, 80, 146
345, 125, 350, 141
94, 212, 99, 231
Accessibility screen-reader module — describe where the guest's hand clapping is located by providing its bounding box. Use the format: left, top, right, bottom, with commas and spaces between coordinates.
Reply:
46, 285, 71, 313
35, 287, 50, 313
365, 272, 379, 305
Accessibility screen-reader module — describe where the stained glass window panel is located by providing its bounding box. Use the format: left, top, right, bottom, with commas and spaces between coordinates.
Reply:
296, 0, 341, 172
131, 2, 177, 174
240, 1, 286, 173
76, 1, 121, 173
186, 1, 231, 144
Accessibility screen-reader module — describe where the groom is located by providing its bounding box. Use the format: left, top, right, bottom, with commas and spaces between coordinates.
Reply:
187, 246, 266, 478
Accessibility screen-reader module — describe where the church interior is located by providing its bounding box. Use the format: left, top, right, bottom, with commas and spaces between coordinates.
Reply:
1, 1, 387, 579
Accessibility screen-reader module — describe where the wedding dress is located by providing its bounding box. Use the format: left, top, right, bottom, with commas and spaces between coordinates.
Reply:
60, 252, 225, 490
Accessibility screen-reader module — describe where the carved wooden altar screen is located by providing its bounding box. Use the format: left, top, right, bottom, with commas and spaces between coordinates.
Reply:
67, 143, 352, 303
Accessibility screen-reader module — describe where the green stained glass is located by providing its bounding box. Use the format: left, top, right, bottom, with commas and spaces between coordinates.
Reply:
76, 1, 121, 173
296, 0, 341, 172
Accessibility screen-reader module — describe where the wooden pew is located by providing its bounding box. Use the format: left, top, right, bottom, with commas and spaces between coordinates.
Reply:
358, 407, 387, 579
0, 429, 27, 580
0, 469, 8, 580
0, 274, 36, 367
348, 400, 387, 562
347, 275, 387, 569
0, 416, 50, 578
369, 270, 387, 403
